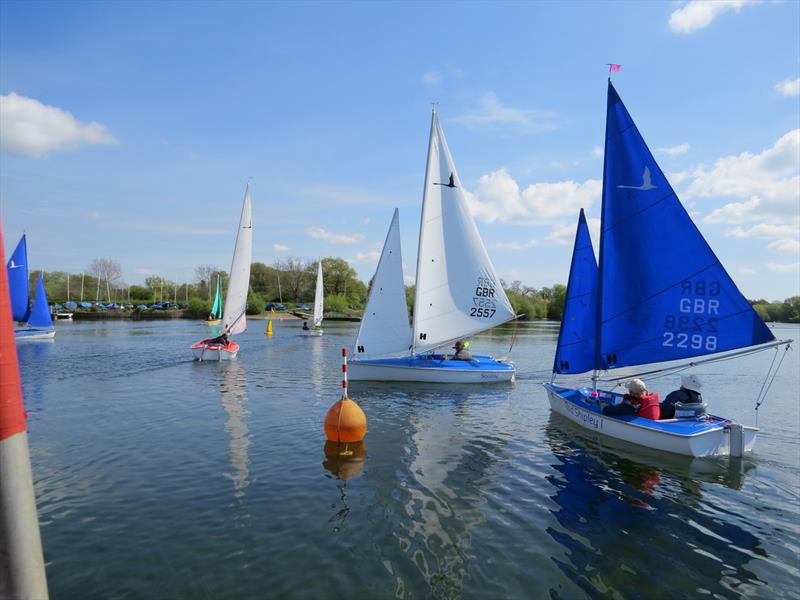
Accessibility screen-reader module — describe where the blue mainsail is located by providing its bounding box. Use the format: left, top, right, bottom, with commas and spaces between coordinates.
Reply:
596, 81, 774, 370
27, 274, 53, 329
6, 234, 30, 322
554, 209, 598, 374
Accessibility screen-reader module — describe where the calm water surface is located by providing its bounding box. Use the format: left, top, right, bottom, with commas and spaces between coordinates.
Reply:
18, 319, 800, 599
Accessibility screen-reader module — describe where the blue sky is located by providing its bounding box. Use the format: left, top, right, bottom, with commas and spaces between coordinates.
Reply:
1, 0, 798, 300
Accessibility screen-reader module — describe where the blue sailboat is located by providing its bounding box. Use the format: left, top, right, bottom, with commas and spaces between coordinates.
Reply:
544, 81, 790, 457
6, 234, 55, 340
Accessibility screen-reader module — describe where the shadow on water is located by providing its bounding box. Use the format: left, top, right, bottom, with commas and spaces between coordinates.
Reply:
544, 413, 769, 599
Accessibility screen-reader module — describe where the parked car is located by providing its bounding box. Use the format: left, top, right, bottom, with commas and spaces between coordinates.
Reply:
296, 304, 312, 311
264, 303, 287, 311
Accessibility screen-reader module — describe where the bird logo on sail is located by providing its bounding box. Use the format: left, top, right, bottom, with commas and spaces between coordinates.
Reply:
617, 166, 657, 191
8, 260, 24, 268
433, 173, 457, 188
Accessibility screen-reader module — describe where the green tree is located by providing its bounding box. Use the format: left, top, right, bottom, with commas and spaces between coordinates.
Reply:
547, 284, 568, 321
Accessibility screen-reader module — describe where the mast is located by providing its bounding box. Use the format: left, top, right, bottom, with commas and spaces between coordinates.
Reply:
80, 273, 84, 302
67, 273, 70, 301
410, 110, 438, 355
592, 79, 613, 389
277, 274, 283, 304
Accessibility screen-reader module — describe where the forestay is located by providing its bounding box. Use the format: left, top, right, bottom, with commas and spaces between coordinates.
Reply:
597, 81, 774, 370
313, 260, 324, 327
411, 112, 515, 354
354, 209, 412, 358
7, 234, 30, 322
221, 184, 253, 336
553, 209, 598, 374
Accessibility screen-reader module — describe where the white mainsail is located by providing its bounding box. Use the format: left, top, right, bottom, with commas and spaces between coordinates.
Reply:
354, 209, 412, 358
411, 112, 515, 354
221, 184, 253, 336
313, 259, 324, 327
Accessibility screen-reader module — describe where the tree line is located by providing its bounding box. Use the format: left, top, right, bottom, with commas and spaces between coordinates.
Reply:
24, 255, 800, 323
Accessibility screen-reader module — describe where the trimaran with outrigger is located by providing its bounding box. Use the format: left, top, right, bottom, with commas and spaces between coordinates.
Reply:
544, 79, 792, 457
192, 184, 253, 361
348, 111, 517, 383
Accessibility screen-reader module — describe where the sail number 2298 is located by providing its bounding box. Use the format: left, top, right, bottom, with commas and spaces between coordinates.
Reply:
662, 332, 717, 350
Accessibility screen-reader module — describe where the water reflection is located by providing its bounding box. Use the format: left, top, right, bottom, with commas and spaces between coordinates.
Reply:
219, 360, 250, 498
323, 440, 367, 533
356, 384, 512, 599
544, 414, 766, 598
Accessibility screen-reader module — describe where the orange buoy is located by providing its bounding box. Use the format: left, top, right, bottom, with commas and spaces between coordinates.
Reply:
324, 348, 367, 442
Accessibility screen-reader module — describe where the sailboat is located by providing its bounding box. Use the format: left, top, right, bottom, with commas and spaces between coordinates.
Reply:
544, 80, 791, 457
303, 260, 324, 336
6, 235, 55, 340
192, 184, 253, 360
207, 274, 223, 325
348, 112, 516, 383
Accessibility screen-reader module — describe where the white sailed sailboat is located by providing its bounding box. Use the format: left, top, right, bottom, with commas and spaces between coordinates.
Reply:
348, 112, 516, 383
192, 184, 253, 361
303, 260, 324, 336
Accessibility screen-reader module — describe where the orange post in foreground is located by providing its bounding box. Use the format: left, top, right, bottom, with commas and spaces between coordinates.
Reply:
0, 223, 49, 599
324, 348, 367, 443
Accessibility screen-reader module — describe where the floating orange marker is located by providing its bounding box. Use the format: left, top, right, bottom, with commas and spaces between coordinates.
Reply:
324, 348, 366, 442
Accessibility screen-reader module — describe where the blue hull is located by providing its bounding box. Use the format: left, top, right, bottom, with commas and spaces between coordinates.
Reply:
348, 354, 515, 383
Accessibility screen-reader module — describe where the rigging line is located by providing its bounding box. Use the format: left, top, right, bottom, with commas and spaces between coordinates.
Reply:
754, 345, 780, 409
756, 344, 791, 412
598, 339, 792, 382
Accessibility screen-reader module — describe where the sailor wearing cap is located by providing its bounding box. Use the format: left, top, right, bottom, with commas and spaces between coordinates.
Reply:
660, 374, 703, 419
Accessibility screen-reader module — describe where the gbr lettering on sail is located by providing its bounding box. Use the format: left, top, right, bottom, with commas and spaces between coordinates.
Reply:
662, 280, 720, 351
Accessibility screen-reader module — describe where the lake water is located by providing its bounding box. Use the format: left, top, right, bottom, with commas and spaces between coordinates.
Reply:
17, 319, 800, 599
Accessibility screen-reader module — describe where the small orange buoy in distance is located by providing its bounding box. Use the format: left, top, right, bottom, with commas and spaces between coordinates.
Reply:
324, 348, 367, 442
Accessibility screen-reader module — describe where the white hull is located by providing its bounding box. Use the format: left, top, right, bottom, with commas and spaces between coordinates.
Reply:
545, 387, 757, 457
348, 361, 515, 384
15, 328, 56, 341
302, 329, 323, 337
53, 312, 73, 320
192, 345, 238, 361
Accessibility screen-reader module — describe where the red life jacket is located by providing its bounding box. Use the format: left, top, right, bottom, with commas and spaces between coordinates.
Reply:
636, 392, 660, 420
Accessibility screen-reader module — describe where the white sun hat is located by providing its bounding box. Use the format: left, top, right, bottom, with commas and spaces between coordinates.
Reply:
681, 374, 703, 393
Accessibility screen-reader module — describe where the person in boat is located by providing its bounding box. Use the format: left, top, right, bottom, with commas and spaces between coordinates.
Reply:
448, 340, 473, 361
302, 321, 310, 331
599, 379, 660, 419
660, 374, 703, 419
209, 332, 229, 346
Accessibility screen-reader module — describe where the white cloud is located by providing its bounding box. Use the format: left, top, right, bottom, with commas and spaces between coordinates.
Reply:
767, 262, 800, 273
488, 240, 539, 251
767, 239, 800, 254
668, 0, 759, 34
272, 243, 289, 252
738, 267, 757, 274
352, 251, 381, 262
450, 92, 557, 134
134, 267, 156, 276
422, 71, 441, 86
403, 275, 416, 286
657, 143, 690, 156
0, 92, 117, 158
465, 168, 601, 224
306, 227, 365, 245
591, 146, 604, 158
775, 78, 800, 97
726, 223, 798, 238
692, 129, 799, 222
545, 218, 601, 247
